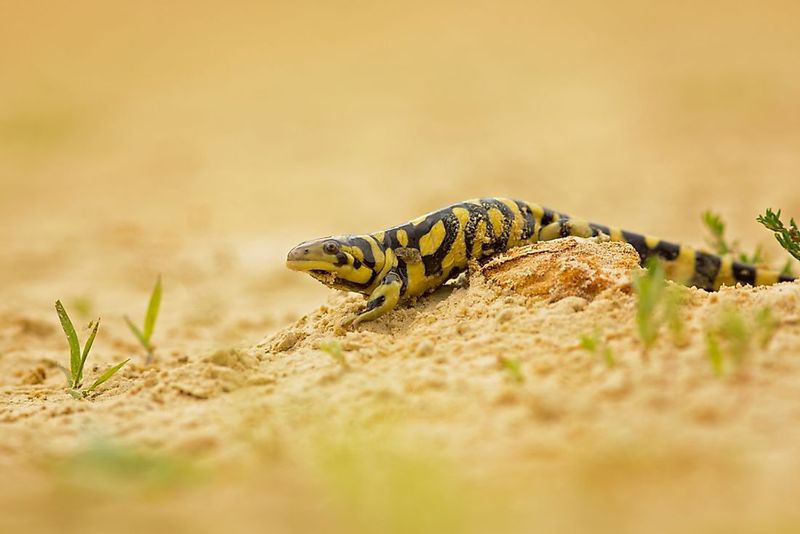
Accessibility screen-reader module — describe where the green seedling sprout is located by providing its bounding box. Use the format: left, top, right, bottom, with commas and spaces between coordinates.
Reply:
663, 285, 688, 347
55, 437, 205, 492
579, 330, 616, 367
55, 300, 129, 399
631, 260, 689, 350
704, 306, 777, 377
320, 340, 349, 370
632, 260, 666, 349
702, 210, 763, 264
497, 356, 524, 383
124, 275, 162, 362
704, 309, 749, 377
702, 211, 733, 256
754, 307, 778, 349
705, 331, 724, 377
757, 208, 800, 264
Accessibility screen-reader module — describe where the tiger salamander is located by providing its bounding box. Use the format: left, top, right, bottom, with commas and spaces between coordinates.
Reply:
286, 198, 795, 326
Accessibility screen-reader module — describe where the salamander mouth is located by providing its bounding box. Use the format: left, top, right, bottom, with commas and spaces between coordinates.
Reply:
309, 269, 338, 285
285, 259, 335, 272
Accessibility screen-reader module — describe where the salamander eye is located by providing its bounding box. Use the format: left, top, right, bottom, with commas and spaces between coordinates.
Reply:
323, 241, 339, 255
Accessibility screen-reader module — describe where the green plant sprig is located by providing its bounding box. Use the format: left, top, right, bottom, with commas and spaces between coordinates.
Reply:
702, 210, 763, 264
704, 306, 778, 378
498, 356, 524, 383
579, 330, 616, 367
55, 300, 129, 399
757, 208, 800, 263
125, 275, 162, 361
319, 340, 350, 370
632, 260, 666, 349
631, 260, 688, 350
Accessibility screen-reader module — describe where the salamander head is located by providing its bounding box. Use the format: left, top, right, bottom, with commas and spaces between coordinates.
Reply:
286, 236, 382, 293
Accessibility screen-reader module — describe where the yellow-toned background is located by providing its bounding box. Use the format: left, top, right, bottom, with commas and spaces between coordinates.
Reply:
4, 1, 799, 239
2, 2, 800, 533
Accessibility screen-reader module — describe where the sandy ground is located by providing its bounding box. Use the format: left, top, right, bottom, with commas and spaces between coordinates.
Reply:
2, 1, 800, 533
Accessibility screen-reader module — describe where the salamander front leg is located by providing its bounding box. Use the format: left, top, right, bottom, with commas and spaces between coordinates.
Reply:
342, 272, 403, 327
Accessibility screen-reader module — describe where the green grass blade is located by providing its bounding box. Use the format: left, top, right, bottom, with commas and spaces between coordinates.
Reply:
142, 275, 162, 344
579, 333, 598, 352
54, 362, 72, 387
632, 260, 666, 348
498, 356, 524, 383
705, 332, 723, 377
602, 347, 616, 368
76, 318, 101, 386
86, 359, 130, 392
55, 300, 81, 384
124, 315, 148, 350
319, 340, 349, 369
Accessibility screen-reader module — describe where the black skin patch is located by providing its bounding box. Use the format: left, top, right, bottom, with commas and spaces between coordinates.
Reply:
384, 229, 402, 250
395, 262, 410, 294
621, 231, 650, 263
352, 258, 362, 269
349, 237, 377, 268
366, 295, 386, 311
384, 272, 401, 284
461, 202, 490, 260
653, 240, 681, 262
732, 262, 756, 286
779, 273, 797, 283
335, 252, 348, 266
559, 219, 571, 238
419, 210, 459, 277
540, 208, 555, 228
590, 223, 611, 236
692, 252, 722, 290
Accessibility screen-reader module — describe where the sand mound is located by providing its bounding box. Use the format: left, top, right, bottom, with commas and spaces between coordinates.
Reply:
482, 237, 639, 301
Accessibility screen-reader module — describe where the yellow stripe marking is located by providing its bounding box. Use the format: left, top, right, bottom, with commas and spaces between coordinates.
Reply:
713, 256, 735, 289
487, 207, 505, 239
369, 247, 397, 292
364, 234, 386, 267
396, 229, 409, 247
405, 261, 427, 295
348, 244, 365, 262
666, 245, 696, 285
645, 235, 660, 250
443, 207, 470, 271
569, 219, 594, 238
419, 219, 447, 256
609, 227, 623, 242
472, 219, 488, 257
756, 269, 779, 286
527, 203, 544, 241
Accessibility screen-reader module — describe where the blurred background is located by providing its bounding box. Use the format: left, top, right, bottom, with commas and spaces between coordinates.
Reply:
3, 0, 799, 242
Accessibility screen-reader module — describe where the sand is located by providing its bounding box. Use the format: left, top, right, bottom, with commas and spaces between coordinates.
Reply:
3, 2, 800, 533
